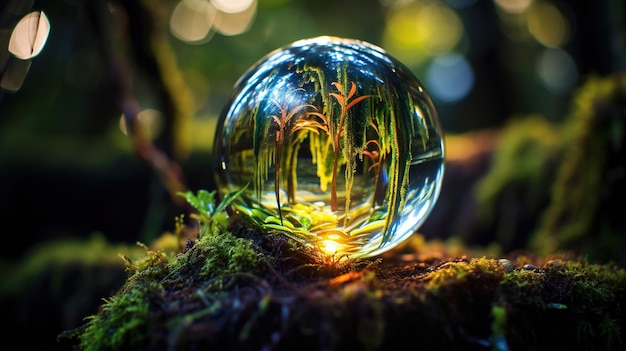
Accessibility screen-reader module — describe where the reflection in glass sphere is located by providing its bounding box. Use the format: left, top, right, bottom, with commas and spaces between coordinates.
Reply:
213, 36, 445, 258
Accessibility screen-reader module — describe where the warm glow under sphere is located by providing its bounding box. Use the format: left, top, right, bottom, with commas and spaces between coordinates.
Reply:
214, 36, 445, 258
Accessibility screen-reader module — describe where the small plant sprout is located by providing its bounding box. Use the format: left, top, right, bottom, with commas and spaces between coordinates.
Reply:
177, 185, 248, 236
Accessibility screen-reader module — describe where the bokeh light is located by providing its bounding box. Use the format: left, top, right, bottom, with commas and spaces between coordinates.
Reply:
213, 0, 257, 36
8, 11, 50, 60
494, 0, 533, 14
2, 10, 50, 92
210, 0, 255, 14
383, 0, 463, 66
119, 109, 164, 140
536, 47, 577, 95
0, 59, 31, 92
528, 1, 570, 47
169, 0, 217, 44
169, 0, 257, 43
426, 52, 475, 103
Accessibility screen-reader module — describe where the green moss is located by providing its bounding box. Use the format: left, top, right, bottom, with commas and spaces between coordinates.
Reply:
63, 230, 626, 350
423, 257, 505, 289
78, 283, 154, 351
469, 73, 626, 262
61, 190, 626, 350
475, 115, 561, 215
73, 242, 170, 350
474, 115, 561, 250
496, 258, 626, 350
68, 211, 362, 349
171, 189, 265, 280
70, 190, 266, 349
119, 243, 170, 286
551, 260, 626, 348
532, 73, 626, 263
166, 224, 264, 281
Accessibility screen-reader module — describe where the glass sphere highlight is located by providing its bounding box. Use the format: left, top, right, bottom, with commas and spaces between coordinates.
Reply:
213, 36, 445, 258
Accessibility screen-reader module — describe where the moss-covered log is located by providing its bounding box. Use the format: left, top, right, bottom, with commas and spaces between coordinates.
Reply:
61, 211, 625, 351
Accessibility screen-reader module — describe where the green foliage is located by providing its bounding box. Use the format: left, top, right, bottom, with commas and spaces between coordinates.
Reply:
177, 185, 248, 234
178, 189, 220, 219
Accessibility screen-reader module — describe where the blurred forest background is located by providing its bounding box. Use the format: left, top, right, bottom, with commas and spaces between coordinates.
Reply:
0, 1, 625, 349
0, 0, 624, 263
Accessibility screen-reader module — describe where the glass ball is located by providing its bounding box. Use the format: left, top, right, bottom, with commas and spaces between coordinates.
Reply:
213, 36, 445, 258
